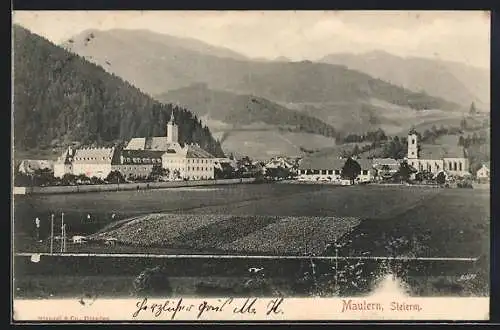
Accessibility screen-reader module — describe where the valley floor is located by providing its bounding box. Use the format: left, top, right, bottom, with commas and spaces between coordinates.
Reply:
13, 183, 489, 297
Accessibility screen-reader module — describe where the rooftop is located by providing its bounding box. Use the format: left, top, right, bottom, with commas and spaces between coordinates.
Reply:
73, 147, 116, 164
125, 137, 182, 151
419, 144, 467, 159
186, 144, 215, 159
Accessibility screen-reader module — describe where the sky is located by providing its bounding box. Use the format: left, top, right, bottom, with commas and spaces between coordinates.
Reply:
12, 11, 490, 69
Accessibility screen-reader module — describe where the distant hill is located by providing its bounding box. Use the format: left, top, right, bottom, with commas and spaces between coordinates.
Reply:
13, 25, 224, 157
156, 84, 338, 158
63, 29, 460, 112
319, 50, 489, 109
156, 84, 337, 136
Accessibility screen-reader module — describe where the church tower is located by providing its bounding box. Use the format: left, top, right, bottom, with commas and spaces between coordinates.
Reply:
408, 130, 418, 159
166, 110, 179, 144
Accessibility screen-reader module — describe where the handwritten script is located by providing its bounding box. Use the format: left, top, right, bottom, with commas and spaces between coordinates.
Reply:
132, 297, 285, 320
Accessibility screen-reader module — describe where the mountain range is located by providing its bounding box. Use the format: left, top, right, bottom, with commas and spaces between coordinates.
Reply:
13, 26, 488, 159
59, 29, 481, 157
319, 50, 489, 109
13, 25, 224, 159
62, 29, 459, 110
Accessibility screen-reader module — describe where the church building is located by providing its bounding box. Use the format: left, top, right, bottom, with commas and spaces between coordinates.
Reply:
124, 111, 216, 180
406, 130, 470, 177
54, 111, 217, 181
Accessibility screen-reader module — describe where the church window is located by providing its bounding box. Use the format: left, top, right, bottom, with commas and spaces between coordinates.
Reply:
335, 170, 340, 175
459, 163, 462, 171
412, 139, 415, 144
362, 170, 368, 175
454, 162, 457, 171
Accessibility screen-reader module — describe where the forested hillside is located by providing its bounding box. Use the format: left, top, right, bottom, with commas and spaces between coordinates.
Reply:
13, 25, 224, 157
156, 84, 338, 138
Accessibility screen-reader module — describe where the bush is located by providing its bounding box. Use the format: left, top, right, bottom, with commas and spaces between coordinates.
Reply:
457, 181, 473, 189
132, 266, 172, 297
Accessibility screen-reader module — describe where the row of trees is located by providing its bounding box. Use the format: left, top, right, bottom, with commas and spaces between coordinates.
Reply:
14, 165, 176, 187
339, 158, 423, 185
341, 122, 485, 159
458, 133, 488, 148
340, 128, 388, 144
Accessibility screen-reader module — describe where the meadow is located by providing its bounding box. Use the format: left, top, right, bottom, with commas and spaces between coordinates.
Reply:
13, 183, 490, 297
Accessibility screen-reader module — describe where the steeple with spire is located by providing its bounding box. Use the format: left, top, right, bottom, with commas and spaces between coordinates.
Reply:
166, 109, 179, 143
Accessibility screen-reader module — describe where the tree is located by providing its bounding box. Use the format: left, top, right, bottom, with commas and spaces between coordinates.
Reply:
14, 172, 32, 186
351, 144, 361, 157
341, 157, 361, 184
132, 266, 172, 296
266, 166, 291, 180
106, 170, 125, 184
90, 176, 104, 185
469, 102, 477, 116
436, 172, 446, 185
61, 173, 77, 186
460, 118, 468, 130
148, 165, 169, 181
396, 161, 415, 183
76, 173, 90, 184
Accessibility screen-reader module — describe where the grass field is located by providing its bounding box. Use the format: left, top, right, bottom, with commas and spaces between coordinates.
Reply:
13, 183, 490, 297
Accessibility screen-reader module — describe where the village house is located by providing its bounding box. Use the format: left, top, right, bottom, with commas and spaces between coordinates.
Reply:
264, 156, 297, 175
371, 158, 400, 180
476, 163, 490, 183
18, 159, 54, 175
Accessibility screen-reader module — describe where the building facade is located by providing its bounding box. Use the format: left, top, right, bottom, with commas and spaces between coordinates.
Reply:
125, 111, 216, 180
52, 111, 217, 181
71, 147, 115, 179
54, 146, 75, 178
112, 149, 164, 180
297, 156, 373, 183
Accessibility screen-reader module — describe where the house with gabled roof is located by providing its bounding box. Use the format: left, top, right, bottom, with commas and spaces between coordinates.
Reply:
476, 163, 490, 182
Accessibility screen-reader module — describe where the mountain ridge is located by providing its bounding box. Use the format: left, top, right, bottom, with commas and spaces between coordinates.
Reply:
62, 28, 461, 112
319, 50, 489, 108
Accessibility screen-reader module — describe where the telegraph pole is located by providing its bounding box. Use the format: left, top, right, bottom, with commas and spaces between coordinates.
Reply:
63, 224, 67, 252
334, 240, 339, 295
60, 212, 64, 253
35, 217, 40, 242
50, 214, 54, 254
